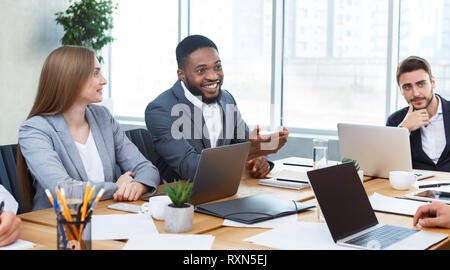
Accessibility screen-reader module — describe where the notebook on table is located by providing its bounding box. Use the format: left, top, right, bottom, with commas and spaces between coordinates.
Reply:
307, 162, 447, 250
195, 194, 314, 224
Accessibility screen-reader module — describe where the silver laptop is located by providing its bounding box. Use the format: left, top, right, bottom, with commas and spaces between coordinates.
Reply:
337, 123, 435, 180
189, 142, 251, 205
307, 162, 447, 250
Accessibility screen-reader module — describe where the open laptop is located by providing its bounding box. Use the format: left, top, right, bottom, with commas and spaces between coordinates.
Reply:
307, 162, 447, 250
337, 123, 435, 180
188, 142, 251, 205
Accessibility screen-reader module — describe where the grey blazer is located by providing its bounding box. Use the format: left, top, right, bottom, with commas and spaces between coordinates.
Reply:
145, 80, 253, 181
19, 105, 160, 211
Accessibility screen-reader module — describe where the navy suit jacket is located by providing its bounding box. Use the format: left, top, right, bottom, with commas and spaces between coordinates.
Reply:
146, 80, 261, 182
386, 94, 450, 172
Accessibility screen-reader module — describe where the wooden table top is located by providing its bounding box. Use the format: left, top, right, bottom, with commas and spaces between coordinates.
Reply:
16, 158, 450, 250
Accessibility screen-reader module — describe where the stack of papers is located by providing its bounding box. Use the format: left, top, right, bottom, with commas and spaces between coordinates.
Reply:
123, 234, 215, 250
92, 213, 158, 240
244, 221, 351, 250
223, 214, 298, 228
369, 192, 428, 216
258, 178, 309, 190
0, 239, 35, 250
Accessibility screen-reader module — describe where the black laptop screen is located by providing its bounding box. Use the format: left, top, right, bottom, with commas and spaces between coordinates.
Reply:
307, 162, 378, 242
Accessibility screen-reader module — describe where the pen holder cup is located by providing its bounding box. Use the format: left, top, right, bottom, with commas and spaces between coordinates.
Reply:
57, 216, 92, 250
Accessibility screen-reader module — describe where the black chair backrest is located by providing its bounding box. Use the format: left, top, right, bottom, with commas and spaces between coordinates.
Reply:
0, 144, 26, 214
123, 128, 179, 183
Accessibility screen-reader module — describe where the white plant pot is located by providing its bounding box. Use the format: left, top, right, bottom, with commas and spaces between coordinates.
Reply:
164, 203, 194, 233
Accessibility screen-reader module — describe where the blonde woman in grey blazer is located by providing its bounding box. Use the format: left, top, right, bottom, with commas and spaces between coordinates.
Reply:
17, 46, 160, 211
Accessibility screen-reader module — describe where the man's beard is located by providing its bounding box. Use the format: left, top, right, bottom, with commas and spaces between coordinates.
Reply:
411, 91, 434, 110
185, 77, 221, 104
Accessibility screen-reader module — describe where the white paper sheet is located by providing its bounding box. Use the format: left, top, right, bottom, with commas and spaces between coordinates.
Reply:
123, 234, 215, 250
92, 213, 158, 240
244, 221, 351, 250
0, 239, 35, 250
369, 192, 428, 216
223, 214, 298, 228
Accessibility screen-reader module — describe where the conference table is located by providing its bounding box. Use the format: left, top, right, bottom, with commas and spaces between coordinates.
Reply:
17, 157, 450, 250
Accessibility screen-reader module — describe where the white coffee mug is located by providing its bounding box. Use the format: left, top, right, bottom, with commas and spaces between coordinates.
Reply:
140, 195, 171, 220
389, 171, 416, 190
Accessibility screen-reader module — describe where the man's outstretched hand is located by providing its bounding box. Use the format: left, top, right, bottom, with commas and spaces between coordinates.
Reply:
247, 125, 289, 161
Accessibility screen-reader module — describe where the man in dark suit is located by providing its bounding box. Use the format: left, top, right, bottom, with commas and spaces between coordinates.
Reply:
386, 56, 450, 172
145, 35, 288, 181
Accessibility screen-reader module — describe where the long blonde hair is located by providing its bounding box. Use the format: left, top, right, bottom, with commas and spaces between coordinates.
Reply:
17, 46, 96, 211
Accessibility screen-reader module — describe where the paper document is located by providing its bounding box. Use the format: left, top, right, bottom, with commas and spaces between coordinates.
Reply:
244, 221, 351, 250
223, 213, 298, 228
369, 192, 428, 216
268, 169, 310, 182
123, 234, 215, 250
0, 239, 35, 250
92, 214, 158, 240
258, 178, 309, 190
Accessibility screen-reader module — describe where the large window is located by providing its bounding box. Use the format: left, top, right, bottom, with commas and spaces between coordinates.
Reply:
398, 0, 450, 109
111, 0, 178, 119
283, 0, 388, 131
190, 0, 273, 127
109, 0, 450, 134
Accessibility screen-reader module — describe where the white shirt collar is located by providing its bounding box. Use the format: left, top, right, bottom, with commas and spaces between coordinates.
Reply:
430, 95, 443, 121
181, 81, 218, 109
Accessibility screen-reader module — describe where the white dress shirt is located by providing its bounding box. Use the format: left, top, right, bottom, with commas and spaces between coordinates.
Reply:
181, 81, 223, 148
0, 184, 18, 214
75, 131, 105, 182
421, 96, 446, 164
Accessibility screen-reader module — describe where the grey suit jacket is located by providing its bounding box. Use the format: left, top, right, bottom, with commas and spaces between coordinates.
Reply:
145, 80, 252, 181
19, 105, 160, 211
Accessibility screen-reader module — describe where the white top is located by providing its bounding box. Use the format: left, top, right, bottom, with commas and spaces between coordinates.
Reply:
421, 96, 446, 164
182, 81, 223, 148
74, 131, 105, 182
0, 184, 18, 214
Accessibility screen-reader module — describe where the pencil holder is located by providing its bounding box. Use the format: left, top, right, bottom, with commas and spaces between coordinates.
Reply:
57, 215, 92, 250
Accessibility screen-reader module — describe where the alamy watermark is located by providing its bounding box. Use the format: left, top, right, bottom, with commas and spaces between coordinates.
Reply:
169, 102, 282, 151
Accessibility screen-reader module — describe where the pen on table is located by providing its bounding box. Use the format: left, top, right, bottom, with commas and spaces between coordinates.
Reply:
275, 178, 309, 184
419, 183, 450, 189
283, 162, 313, 168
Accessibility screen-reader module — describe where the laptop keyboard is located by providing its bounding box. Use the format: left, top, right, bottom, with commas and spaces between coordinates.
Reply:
344, 225, 419, 249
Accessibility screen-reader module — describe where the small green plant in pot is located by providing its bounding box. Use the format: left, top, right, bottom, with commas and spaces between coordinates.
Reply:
342, 157, 364, 182
159, 180, 194, 233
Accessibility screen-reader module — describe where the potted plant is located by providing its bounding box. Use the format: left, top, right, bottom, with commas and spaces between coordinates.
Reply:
55, 0, 118, 63
342, 157, 364, 182
159, 180, 194, 233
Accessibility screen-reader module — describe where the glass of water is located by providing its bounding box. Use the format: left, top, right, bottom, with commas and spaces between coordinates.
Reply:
312, 138, 328, 222
312, 138, 328, 169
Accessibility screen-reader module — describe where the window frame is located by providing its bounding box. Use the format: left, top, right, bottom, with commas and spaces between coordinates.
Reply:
110, 0, 403, 137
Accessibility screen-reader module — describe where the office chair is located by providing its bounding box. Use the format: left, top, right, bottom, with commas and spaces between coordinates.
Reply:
0, 144, 27, 214
124, 128, 178, 182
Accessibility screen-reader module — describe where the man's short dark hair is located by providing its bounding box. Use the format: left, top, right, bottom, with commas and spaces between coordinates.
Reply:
396, 56, 432, 85
176, 35, 218, 69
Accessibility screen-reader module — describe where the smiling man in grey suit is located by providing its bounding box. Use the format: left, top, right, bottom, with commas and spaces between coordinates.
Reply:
145, 35, 288, 182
